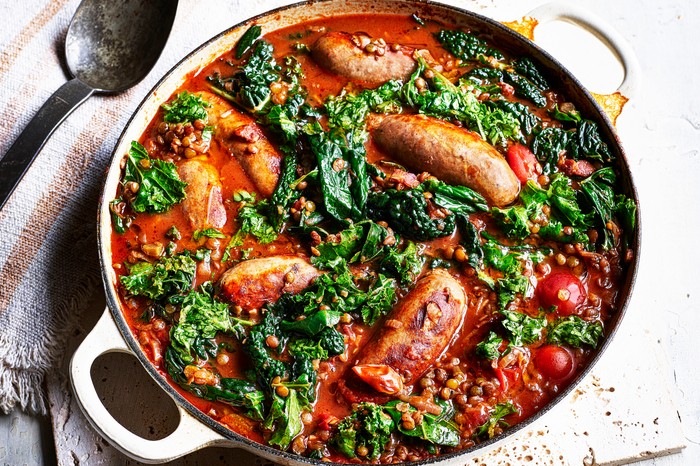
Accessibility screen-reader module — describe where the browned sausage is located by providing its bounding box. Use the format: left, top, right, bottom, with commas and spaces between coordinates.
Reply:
178, 159, 226, 231
338, 269, 467, 401
218, 256, 321, 310
373, 114, 520, 206
199, 91, 282, 197
311, 32, 418, 86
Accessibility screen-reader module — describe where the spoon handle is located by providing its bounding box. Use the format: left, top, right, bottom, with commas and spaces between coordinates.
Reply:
0, 78, 94, 211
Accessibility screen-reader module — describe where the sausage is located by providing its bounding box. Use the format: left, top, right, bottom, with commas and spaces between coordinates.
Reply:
218, 256, 321, 310
177, 160, 227, 230
199, 91, 283, 197
373, 114, 521, 206
339, 270, 467, 401
311, 32, 418, 85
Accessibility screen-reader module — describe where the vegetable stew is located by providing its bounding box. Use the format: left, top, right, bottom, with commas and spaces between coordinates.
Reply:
109, 13, 635, 463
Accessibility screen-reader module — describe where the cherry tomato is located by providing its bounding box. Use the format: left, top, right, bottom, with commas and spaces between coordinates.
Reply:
537, 271, 585, 316
535, 345, 575, 382
506, 144, 542, 184
353, 364, 404, 395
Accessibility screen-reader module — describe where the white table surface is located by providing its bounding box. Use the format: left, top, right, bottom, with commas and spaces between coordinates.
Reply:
1, 0, 698, 464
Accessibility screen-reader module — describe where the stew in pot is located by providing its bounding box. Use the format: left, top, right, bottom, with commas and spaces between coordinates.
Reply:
109, 13, 635, 463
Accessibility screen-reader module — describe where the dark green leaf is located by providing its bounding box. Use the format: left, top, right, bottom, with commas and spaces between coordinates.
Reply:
235, 25, 262, 59
500, 310, 547, 347
122, 141, 187, 214
475, 331, 504, 360
473, 402, 517, 439
161, 91, 210, 123
120, 253, 196, 302
548, 316, 603, 348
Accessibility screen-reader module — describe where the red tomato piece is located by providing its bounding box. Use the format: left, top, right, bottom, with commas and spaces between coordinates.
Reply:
506, 144, 542, 184
537, 271, 585, 316
535, 345, 575, 382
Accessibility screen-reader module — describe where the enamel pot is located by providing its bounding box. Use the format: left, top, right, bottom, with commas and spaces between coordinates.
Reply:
69, 0, 641, 463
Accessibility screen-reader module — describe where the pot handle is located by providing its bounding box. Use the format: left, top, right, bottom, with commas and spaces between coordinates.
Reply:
526, 1, 641, 99
69, 308, 231, 463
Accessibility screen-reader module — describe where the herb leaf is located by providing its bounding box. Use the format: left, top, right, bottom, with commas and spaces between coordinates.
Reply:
548, 316, 603, 348
120, 252, 196, 303
473, 402, 517, 439
161, 91, 210, 123
235, 25, 262, 59
122, 141, 187, 214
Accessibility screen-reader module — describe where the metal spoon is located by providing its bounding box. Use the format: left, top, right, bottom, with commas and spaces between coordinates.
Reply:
0, 0, 178, 210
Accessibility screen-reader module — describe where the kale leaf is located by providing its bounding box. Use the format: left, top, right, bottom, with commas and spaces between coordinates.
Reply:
475, 331, 505, 360
325, 81, 402, 131
310, 130, 369, 223
208, 40, 279, 113
384, 399, 460, 447
169, 283, 252, 363
548, 316, 603, 348
120, 252, 196, 303
332, 402, 395, 459
435, 29, 504, 62
378, 241, 425, 287
367, 188, 456, 241
235, 25, 262, 59
500, 310, 547, 347
473, 402, 517, 439
161, 91, 210, 123
122, 141, 187, 214
579, 167, 636, 250
164, 347, 265, 420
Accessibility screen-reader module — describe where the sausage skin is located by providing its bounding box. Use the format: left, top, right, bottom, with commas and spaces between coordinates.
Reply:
311, 32, 417, 86
339, 269, 467, 401
177, 160, 227, 231
218, 256, 320, 310
373, 114, 520, 206
199, 91, 282, 197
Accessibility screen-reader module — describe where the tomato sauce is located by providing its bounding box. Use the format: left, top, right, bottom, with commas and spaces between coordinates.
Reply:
110, 13, 631, 463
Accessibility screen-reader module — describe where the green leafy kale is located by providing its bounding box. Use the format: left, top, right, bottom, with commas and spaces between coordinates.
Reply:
164, 347, 265, 420
122, 141, 187, 214
579, 167, 636, 250
500, 310, 547, 347
169, 283, 252, 363
227, 191, 278, 252
402, 58, 521, 147
332, 402, 395, 459
368, 187, 456, 241
309, 129, 370, 224
548, 316, 603, 348
462, 229, 547, 309
475, 331, 505, 360
378, 241, 425, 287
264, 389, 306, 449
278, 260, 396, 327
435, 29, 504, 62
235, 25, 262, 59
532, 120, 613, 173
333, 399, 459, 460
384, 399, 459, 447
208, 40, 280, 113
473, 402, 517, 439
325, 81, 402, 131
492, 176, 592, 244
192, 228, 226, 241
120, 252, 196, 303
161, 91, 211, 123
504, 70, 547, 107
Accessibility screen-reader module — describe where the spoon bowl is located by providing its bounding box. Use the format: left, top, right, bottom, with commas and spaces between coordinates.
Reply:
0, 0, 179, 210
66, 0, 177, 92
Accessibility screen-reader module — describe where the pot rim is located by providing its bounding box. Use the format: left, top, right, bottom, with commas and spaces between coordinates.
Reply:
95, 1, 641, 464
